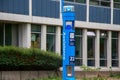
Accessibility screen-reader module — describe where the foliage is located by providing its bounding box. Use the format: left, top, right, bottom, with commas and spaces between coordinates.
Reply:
80, 65, 101, 78
0, 46, 62, 70
34, 77, 61, 80
80, 65, 101, 71
110, 74, 120, 79
81, 77, 107, 80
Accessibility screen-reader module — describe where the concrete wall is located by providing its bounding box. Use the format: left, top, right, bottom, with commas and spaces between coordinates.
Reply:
0, 71, 57, 80
0, 71, 120, 80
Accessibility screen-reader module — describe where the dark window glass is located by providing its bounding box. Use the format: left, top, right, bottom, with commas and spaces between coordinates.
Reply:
90, 0, 110, 7
114, 0, 120, 8
5, 24, 12, 45
47, 26, 56, 52
100, 31, 107, 67
61, 27, 63, 55
112, 31, 118, 38
112, 31, 119, 67
90, 0, 98, 5
0, 23, 12, 46
114, 0, 120, 2
87, 30, 95, 66
76, 29, 82, 35
0, 23, 4, 46
31, 25, 41, 32
31, 24, 41, 48
101, 1, 110, 7
65, 0, 74, 2
75, 28, 82, 66
114, 3, 120, 8
76, 0, 86, 3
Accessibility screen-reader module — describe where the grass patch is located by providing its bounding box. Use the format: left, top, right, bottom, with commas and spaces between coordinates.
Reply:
81, 77, 107, 80
110, 74, 120, 79
34, 77, 61, 80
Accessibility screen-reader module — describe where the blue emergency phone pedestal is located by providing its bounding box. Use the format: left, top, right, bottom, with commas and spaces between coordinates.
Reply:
62, 6, 75, 80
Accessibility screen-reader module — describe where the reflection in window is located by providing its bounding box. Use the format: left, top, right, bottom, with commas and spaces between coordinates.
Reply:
47, 26, 56, 52
65, 0, 86, 3
90, 0, 110, 7
87, 30, 95, 66
75, 28, 82, 66
65, 0, 74, 2
112, 31, 119, 67
76, 0, 86, 3
31, 24, 41, 48
114, 0, 120, 8
100, 31, 107, 67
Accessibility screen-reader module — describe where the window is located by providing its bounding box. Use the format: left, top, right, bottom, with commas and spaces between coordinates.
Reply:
87, 30, 96, 66
111, 31, 119, 67
47, 26, 56, 52
75, 28, 83, 66
76, 0, 86, 3
90, 0, 110, 7
100, 31, 107, 67
61, 27, 63, 55
65, 0, 86, 4
114, 0, 120, 8
65, 0, 74, 2
0, 23, 4, 46
31, 24, 41, 48
0, 23, 12, 46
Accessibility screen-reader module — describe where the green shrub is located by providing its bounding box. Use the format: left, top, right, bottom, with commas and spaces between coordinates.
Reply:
0, 46, 62, 71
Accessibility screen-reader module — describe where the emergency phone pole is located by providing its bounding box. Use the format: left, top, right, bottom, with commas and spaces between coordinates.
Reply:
62, 0, 76, 79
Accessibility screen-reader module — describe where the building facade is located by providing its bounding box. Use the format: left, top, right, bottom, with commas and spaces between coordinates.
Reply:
0, 0, 120, 71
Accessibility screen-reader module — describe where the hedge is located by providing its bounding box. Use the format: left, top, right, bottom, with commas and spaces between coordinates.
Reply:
0, 46, 62, 71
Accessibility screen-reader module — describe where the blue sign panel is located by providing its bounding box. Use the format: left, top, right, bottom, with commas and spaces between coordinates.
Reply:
62, 6, 75, 80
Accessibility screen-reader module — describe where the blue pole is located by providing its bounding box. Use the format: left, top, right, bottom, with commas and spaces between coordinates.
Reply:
62, 5, 76, 80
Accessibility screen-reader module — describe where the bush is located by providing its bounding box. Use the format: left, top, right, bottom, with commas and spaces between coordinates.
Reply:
0, 46, 62, 71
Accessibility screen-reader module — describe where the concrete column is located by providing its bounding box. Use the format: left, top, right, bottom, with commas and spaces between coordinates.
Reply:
29, 0, 32, 17
18, 23, 31, 48
60, 0, 62, 19
29, 0, 32, 23
82, 29, 87, 66
111, 0, 113, 24
118, 32, 120, 68
107, 31, 112, 67
55, 26, 61, 55
95, 30, 100, 68
41, 25, 47, 51
86, 0, 89, 22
